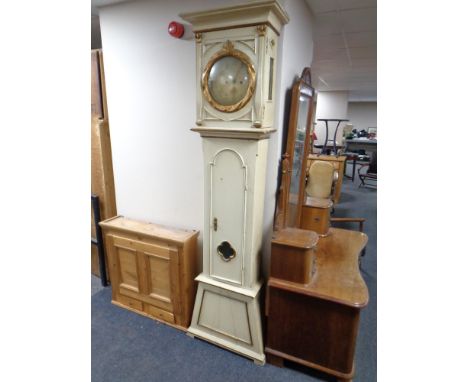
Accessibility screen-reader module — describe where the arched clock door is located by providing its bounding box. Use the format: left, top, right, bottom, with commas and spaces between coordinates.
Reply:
209, 148, 247, 286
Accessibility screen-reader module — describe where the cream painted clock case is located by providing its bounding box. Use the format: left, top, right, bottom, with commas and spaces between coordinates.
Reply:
180, 1, 289, 364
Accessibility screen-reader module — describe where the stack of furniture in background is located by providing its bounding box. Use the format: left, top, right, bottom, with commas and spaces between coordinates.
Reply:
344, 137, 377, 187
358, 151, 377, 188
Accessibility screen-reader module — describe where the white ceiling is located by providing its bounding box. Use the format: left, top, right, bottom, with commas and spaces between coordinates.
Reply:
91, 0, 377, 101
305, 0, 377, 101
91, 0, 133, 16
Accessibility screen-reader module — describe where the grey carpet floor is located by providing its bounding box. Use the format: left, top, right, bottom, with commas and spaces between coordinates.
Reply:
92, 175, 376, 382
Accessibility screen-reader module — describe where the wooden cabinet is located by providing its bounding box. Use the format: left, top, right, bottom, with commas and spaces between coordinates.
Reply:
266, 228, 369, 381
100, 216, 199, 330
300, 196, 333, 236
270, 228, 318, 284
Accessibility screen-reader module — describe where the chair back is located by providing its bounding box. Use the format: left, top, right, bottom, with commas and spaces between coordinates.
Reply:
306, 161, 335, 198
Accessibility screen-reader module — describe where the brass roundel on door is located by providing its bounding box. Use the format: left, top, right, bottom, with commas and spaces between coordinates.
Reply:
217, 241, 236, 262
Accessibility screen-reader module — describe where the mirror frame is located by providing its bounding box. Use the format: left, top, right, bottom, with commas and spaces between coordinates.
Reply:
283, 68, 315, 228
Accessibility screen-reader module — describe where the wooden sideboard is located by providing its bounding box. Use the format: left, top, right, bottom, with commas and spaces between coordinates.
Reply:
266, 228, 368, 381
100, 216, 199, 330
307, 154, 346, 204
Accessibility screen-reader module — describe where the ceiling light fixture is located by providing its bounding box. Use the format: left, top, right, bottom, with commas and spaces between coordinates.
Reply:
318, 76, 329, 87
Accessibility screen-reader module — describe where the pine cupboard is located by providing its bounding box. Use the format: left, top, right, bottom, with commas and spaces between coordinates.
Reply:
100, 216, 199, 330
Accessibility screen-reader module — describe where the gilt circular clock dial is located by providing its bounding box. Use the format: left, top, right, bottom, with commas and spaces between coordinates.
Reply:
202, 43, 256, 113
208, 56, 250, 106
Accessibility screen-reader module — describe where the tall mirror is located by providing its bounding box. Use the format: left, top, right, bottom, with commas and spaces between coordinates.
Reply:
283, 68, 315, 228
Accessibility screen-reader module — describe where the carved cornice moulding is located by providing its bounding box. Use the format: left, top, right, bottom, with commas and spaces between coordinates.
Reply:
180, 0, 290, 36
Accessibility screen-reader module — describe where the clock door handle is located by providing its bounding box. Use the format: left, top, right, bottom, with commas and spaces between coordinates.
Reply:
213, 217, 218, 231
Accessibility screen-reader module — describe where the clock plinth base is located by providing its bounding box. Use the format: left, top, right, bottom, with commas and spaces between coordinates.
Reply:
188, 275, 265, 364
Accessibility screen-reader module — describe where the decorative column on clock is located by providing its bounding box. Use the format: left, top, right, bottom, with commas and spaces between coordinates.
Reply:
180, 1, 289, 364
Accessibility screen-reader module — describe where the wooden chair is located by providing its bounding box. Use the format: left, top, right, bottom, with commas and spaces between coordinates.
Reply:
305, 161, 335, 199
305, 159, 367, 262
358, 152, 377, 188
343, 152, 358, 181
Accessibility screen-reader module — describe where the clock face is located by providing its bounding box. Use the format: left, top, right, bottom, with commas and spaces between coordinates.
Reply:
208, 56, 250, 106
202, 43, 256, 113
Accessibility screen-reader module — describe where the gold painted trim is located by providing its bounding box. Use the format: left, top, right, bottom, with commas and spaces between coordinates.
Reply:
256, 24, 267, 36
217, 240, 237, 262
192, 22, 280, 37
202, 40, 256, 113
195, 32, 202, 43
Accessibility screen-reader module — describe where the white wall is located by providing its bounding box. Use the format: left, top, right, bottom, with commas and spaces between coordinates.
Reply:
99, 0, 314, 276
91, 16, 102, 49
347, 101, 377, 132
99, 0, 231, 233
314, 90, 349, 146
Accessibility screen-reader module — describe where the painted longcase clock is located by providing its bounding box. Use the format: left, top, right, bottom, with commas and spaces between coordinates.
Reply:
180, 1, 289, 364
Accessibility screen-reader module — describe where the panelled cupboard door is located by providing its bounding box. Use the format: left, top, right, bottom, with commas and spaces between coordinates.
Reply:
108, 235, 180, 317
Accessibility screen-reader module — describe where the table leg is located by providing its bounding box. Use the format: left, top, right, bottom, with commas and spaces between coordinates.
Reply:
322, 120, 329, 155
352, 158, 356, 182
333, 120, 343, 155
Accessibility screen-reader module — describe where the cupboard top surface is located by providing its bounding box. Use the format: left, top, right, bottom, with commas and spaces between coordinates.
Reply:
100, 216, 199, 244
269, 228, 368, 308
271, 227, 319, 249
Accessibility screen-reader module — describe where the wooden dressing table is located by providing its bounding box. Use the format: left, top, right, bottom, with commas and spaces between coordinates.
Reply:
265, 228, 368, 382
268, 68, 369, 381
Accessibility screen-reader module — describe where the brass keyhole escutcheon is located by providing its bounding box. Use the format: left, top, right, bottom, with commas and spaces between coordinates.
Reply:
217, 241, 236, 262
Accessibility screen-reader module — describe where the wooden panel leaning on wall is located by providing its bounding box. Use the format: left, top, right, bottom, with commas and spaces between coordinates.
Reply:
99, 216, 199, 330
91, 49, 117, 279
